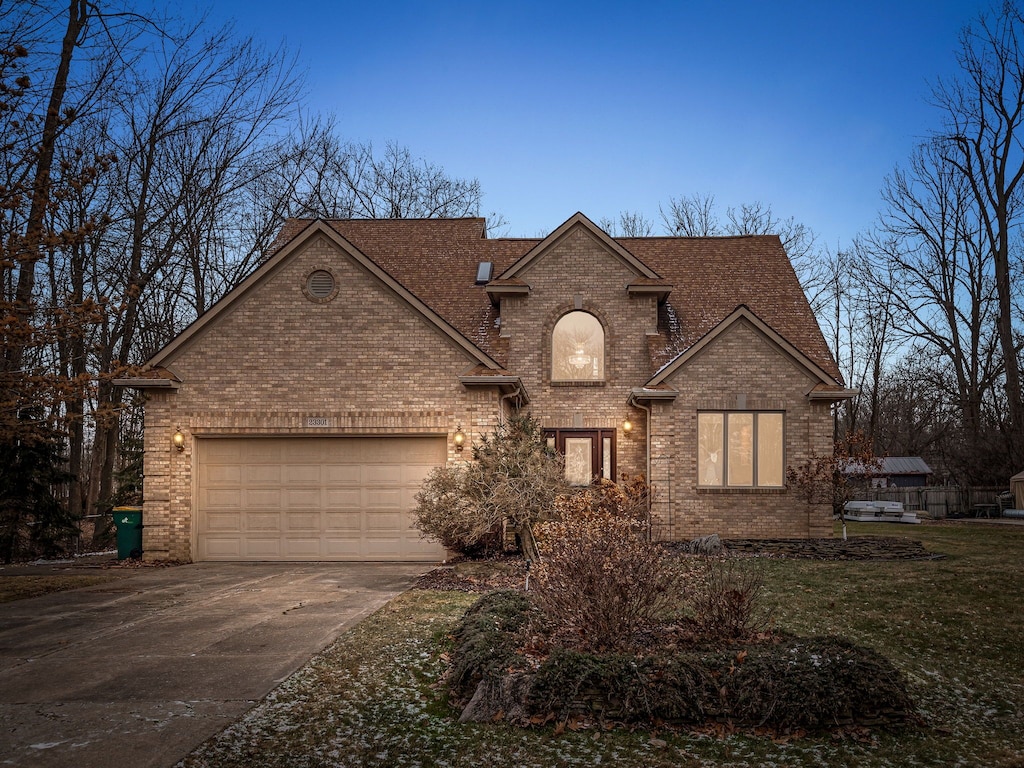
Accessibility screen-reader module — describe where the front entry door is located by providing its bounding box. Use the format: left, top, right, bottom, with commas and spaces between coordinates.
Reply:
544, 428, 616, 486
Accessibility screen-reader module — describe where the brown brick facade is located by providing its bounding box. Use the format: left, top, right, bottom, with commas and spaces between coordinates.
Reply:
501, 227, 654, 478
130, 216, 842, 561
141, 235, 507, 560
648, 320, 834, 540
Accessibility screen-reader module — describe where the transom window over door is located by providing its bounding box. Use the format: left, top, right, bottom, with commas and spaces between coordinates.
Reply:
698, 412, 784, 488
552, 311, 604, 381
544, 429, 616, 486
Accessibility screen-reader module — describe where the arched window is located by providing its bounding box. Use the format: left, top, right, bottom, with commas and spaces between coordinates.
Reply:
552, 311, 604, 381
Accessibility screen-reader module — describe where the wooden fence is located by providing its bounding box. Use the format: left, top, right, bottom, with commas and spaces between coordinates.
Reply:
849, 486, 1008, 519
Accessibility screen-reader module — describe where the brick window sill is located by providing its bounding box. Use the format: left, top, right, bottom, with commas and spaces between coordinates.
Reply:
697, 487, 788, 495
550, 380, 606, 388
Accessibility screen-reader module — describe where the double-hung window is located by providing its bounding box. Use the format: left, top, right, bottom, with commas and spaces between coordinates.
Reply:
698, 412, 784, 488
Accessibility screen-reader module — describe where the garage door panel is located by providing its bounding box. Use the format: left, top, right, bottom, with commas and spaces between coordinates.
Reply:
203, 537, 242, 558
283, 488, 320, 507
197, 436, 445, 562
204, 513, 241, 532
325, 488, 360, 507
405, 537, 445, 556
400, 488, 422, 507
282, 465, 320, 484
325, 511, 362, 531
203, 441, 243, 461
324, 465, 361, 484
205, 489, 241, 509
284, 512, 319, 531
282, 538, 321, 557
364, 537, 403, 558
323, 537, 365, 557
243, 489, 281, 507
365, 511, 403, 530
243, 465, 280, 485
363, 464, 404, 485
205, 464, 241, 485
242, 537, 282, 557
244, 443, 283, 462
366, 489, 402, 508
245, 512, 281, 531
402, 464, 436, 484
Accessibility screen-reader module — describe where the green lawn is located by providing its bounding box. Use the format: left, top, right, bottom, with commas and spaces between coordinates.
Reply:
180, 522, 1024, 768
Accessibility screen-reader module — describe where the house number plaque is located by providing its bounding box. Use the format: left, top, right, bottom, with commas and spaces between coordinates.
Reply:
306, 417, 331, 427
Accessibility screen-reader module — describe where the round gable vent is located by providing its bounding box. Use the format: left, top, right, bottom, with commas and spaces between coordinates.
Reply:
305, 269, 336, 301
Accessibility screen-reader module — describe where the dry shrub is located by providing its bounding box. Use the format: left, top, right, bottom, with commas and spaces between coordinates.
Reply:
689, 556, 773, 642
447, 590, 532, 704
532, 478, 684, 653
413, 414, 566, 558
412, 465, 499, 556
450, 593, 915, 731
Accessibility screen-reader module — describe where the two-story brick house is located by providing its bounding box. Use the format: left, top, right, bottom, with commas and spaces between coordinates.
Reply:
116, 212, 854, 562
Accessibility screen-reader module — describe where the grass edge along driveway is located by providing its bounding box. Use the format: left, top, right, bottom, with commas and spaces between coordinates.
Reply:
174, 524, 1024, 766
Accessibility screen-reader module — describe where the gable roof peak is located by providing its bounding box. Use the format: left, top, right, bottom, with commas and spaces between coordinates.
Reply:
496, 211, 661, 281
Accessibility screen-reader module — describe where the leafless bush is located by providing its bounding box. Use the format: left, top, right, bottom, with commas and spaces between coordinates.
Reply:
689, 556, 773, 642
413, 414, 566, 557
412, 465, 498, 555
531, 478, 684, 652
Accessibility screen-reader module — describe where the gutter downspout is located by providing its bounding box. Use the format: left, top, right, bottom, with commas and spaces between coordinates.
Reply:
628, 393, 653, 541
499, 386, 522, 426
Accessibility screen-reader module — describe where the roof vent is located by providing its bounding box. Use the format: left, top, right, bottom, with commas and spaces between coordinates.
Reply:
306, 269, 336, 300
475, 261, 493, 285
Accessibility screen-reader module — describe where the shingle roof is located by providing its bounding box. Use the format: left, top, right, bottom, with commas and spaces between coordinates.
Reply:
879, 457, 932, 476
271, 217, 841, 383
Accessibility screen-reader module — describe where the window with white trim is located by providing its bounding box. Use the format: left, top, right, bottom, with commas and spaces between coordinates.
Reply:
698, 412, 784, 487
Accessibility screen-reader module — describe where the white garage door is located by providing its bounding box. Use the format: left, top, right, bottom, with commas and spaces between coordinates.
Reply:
196, 436, 446, 561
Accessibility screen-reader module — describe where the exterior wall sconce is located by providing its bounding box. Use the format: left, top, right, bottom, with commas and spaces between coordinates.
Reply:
453, 426, 466, 452
172, 427, 185, 452
622, 419, 633, 434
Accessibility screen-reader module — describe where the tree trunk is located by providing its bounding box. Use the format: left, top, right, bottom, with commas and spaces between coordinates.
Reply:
8, 0, 87, 373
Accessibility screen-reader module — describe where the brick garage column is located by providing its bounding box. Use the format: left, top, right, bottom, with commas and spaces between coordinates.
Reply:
141, 394, 173, 561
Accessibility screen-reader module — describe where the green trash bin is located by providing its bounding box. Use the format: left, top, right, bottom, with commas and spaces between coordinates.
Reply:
112, 506, 143, 560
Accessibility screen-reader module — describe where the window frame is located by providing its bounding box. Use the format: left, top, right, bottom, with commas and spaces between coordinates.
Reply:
697, 411, 784, 489
550, 311, 605, 383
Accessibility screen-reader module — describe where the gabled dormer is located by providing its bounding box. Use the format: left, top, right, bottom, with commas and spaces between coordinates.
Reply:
485, 212, 672, 304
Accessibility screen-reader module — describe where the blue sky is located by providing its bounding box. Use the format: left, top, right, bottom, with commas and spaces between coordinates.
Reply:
204, 0, 989, 245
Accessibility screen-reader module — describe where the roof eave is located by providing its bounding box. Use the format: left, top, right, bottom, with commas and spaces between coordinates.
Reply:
808, 387, 860, 401
484, 283, 531, 304
628, 386, 680, 402
626, 283, 673, 301
112, 378, 180, 390
458, 374, 531, 404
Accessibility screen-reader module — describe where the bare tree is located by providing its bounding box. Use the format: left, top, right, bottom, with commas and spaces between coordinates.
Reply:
81, 18, 303, 524
659, 193, 822, 297
865, 141, 1003, 481
256, 124, 488, 223
660, 192, 719, 237
932, 2, 1024, 465
599, 210, 655, 237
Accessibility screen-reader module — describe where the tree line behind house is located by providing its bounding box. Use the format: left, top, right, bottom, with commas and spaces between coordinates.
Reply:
2, 1, 1022, 558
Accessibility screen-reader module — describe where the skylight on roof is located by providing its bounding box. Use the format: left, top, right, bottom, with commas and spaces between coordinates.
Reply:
475, 262, 493, 285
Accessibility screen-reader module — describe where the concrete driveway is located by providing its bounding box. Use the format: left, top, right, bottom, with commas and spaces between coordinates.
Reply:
0, 562, 430, 768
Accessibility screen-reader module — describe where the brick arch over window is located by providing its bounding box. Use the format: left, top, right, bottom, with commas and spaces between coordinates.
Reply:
551, 310, 605, 381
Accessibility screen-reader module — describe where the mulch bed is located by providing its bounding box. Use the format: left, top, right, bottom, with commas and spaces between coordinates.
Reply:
414, 536, 939, 593
662, 536, 940, 561
414, 558, 528, 592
